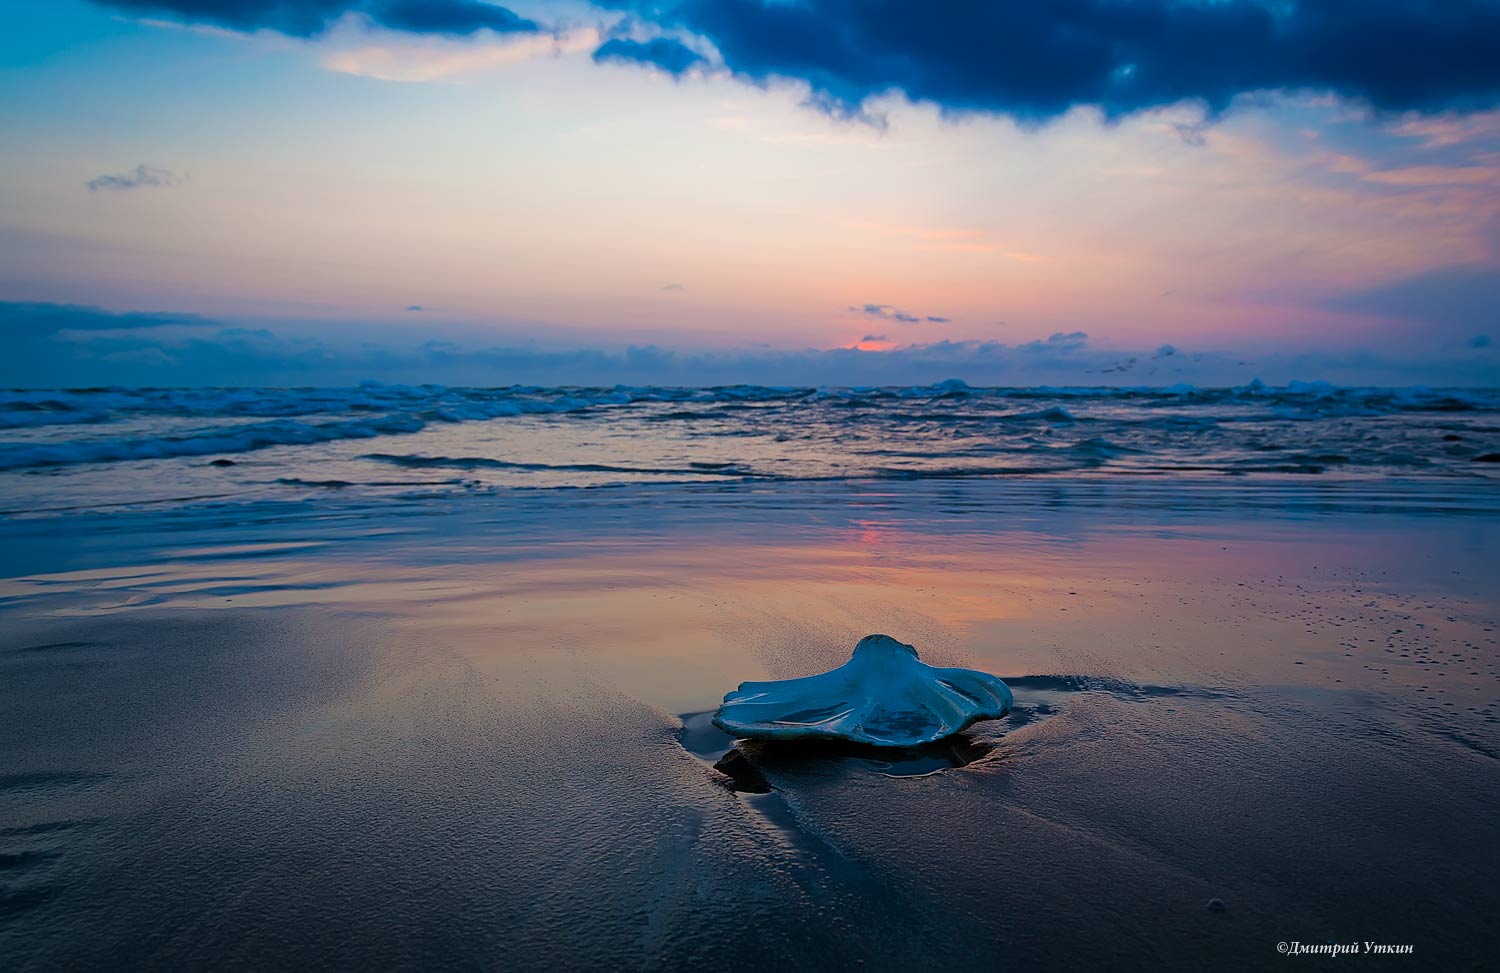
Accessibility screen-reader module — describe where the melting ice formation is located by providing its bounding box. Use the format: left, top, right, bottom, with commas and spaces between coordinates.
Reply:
712, 635, 1013, 747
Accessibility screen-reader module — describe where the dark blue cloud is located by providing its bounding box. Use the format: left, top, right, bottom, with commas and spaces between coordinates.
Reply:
603, 0, 1500, 121
0, 301, 206, 334
593, 37, 704, 75
4, 302, 1496, 387
372, 0, 533, 33
91, 0, 537, 36
1020, 331, 1090, 354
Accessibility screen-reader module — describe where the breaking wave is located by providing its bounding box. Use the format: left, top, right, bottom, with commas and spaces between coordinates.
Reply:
0, 415, 429, 470
1, 381, 1496, 508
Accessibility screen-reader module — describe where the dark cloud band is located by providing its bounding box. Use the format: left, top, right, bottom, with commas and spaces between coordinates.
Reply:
605, 0, 1500, 120
94, 1, 1500, 120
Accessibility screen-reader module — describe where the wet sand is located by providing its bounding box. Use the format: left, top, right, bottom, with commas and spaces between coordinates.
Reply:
2, 480, 1497, 970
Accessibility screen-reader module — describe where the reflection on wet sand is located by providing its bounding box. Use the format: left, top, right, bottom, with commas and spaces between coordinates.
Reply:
1, 480, 1497, 969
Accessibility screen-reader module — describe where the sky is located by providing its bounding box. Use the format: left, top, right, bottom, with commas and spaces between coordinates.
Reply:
1, 0, 1498, 387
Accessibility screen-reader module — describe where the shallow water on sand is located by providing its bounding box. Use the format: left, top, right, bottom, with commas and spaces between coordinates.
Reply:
1, 479, 1497, 969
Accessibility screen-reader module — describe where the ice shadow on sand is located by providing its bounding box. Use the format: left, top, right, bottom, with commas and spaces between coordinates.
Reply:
677, 707, 1022, 797
677, 673, 1231, 795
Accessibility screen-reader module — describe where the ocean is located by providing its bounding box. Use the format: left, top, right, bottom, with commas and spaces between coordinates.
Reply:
2, 381, 1498, 514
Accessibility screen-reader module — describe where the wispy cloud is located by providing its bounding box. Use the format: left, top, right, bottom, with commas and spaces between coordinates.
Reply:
322, 28, 597, 82
92, 0, 539, 38
1386, 110, 1500, 149
85, 164, 184, 192
1360, 166, 1499, 187
851, 304, 950, 325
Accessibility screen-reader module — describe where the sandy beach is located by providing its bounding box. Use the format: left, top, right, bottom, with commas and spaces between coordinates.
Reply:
8, 0, 1500, 966
3, 479, 1496, 969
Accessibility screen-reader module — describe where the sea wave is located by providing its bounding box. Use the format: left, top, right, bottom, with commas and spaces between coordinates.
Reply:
0, 415, 428, 470
363, 453, 760, 478
1, 383, 1496, 498
1, 379, 1495, 423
